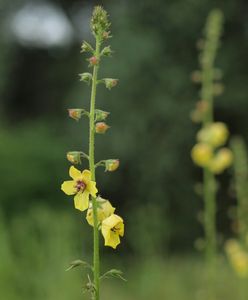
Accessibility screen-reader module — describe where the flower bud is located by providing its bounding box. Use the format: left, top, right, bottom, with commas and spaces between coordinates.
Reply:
105, 159, 120, 172
103, 78, 118, 90
213, 83, 224, 96
191, 143, 213, 167
66, 152, 81, 164
89, 56, 99, 66
86, 197, 115, 227
191, 70, 202, 83
101, 46, 112, 57
91, 6, 110, 37
197, 122, 229, 147
79, 72, 92, 84
95, 109, 110, 121
68, 109, 84, 121
81, 41, 94, 53
209, 148, 233, 174
95, 122, 110, 134
102, 31, 111, 40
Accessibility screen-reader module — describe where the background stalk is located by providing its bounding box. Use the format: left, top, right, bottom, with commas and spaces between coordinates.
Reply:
199, 10, 223, 293
89, 37, 101, 300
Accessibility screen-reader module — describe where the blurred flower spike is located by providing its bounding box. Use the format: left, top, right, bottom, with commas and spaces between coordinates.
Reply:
101, 214, 124, 249
105, 159, 120, 172
61, 166, 98, 211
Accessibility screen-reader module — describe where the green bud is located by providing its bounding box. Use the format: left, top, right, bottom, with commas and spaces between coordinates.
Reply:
68, 108, 84, 121
95, 109, 110, 121
67, 152, 82, 164
103, 78, 118, 90
101, 46, 112, 57
105, 159, 119, 172
81, 41, 94, 53
79, 72, 92, 84
91, 6, 111, 37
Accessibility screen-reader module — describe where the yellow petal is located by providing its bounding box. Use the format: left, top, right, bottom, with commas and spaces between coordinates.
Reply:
104, 230, 120, 249
61, 180, 76, 195
103, 214, 123, 228
117, 222, 124, 237
82, 170, 91, 184
69, 166, 82, 180
74, 191, 89, 211
87, 181, 98, 197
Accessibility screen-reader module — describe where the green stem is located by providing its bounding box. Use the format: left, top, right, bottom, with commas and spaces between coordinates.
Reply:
89, 37, 101, 300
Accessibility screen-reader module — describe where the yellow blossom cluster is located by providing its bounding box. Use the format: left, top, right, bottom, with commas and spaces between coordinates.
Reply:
225, 239, 248, 278
191, 122, 233, 174
61, 166, 124, 249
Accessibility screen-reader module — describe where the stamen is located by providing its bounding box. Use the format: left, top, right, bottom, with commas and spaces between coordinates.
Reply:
75, 180, 86, 192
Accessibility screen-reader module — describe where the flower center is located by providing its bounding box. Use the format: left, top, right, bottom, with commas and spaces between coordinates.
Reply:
75, 180, 86, 192
111, 226, 118, 233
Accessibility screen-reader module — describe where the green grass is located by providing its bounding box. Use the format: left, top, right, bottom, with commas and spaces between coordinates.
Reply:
0, 205, 246, 300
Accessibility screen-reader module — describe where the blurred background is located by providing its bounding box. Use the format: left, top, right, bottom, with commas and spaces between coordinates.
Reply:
0, 0, 248, 299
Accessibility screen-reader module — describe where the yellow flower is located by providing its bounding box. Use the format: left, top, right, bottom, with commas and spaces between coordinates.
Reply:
61, 166, 98, 211
191, 143, 213, 167
209, 148, 233, 174
101, 214, 124, 249
197, 122, 229, 147
86, 197, 115, 226
225, 239, 248, 278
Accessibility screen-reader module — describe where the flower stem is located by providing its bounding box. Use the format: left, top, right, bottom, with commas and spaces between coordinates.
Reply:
89, 37, 101, 300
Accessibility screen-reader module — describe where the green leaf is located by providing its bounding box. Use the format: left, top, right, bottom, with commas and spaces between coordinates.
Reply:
66, 260, 92, 272
100, 269, 127, 282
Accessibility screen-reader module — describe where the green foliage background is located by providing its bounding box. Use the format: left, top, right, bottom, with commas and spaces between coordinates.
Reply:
0, 0, 248, 298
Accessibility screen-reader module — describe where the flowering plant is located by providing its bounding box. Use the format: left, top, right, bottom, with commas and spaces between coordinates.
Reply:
61, 6, 125, 299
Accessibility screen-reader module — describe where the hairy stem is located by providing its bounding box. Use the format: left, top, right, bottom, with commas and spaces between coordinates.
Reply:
89, 37, 101, 300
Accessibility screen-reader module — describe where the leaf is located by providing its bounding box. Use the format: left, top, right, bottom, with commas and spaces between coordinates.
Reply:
66, 260, 92, 272
100, 269, 127, 282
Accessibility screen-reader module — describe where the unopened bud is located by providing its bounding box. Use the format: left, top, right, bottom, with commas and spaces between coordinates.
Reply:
191, 70, 202, 83
68, 109, 84, 121
101, 46, 112, 57
95, 122, 110, 134
103, 31, 111, 40
197, 122, 229, 148
89, 56, 99, 66
91, 6, 110, 37
191, 143, 213, 167
105, 159, 119, 172
95, 109, 110, 121
213, 83, 224, 96
67, 152, 81, 164
103, 78, 118, 90
79, 72, 92, 84
81, 41, 94, 53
